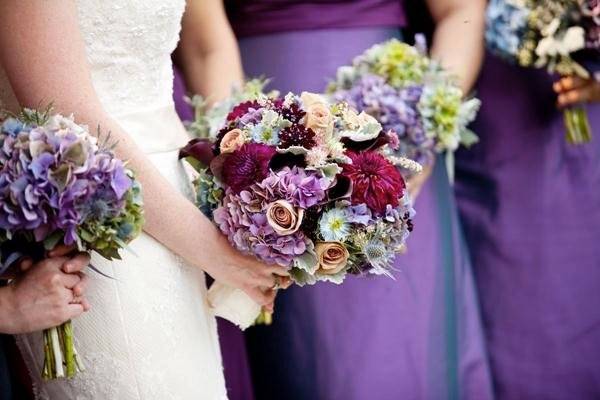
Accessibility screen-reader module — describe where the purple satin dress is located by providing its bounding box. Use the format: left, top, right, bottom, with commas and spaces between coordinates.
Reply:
172, 70, 255, 400
455, 52, 600, 399
227, 2, 493, 399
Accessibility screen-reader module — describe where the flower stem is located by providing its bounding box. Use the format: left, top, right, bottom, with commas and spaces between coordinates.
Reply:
61, 321, 76, 378
42, 330, 53, 380
255, 309, 273, 325
49, 327, 65, 379
564, 106, 592, 145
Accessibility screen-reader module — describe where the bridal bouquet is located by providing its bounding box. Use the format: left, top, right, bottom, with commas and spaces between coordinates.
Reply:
181, 92, 417, 325
486, 0, 600, 143
327, 38, 481, 179
0, 109, 144, 380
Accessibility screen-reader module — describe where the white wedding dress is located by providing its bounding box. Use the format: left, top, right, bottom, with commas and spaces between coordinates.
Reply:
15, 1, 229, 399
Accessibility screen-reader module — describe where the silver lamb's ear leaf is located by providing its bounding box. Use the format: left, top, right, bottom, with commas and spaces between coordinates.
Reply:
293, 249, 318, 274
289, 267, 318, 287
276, 145, 308, 155
315, 268, 348, 285
306, 163, 343, 184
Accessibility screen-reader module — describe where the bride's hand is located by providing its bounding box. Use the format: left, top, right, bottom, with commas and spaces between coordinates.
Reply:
208, 235, 289, 309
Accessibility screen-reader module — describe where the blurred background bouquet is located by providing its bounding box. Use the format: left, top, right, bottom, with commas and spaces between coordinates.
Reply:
0, 109, 144, 379
327, 38, 481, 180
486, 0, 600, 143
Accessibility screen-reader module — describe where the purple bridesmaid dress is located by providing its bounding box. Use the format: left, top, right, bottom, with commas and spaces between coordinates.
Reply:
455, 52, 600, 399
226, 1, 493, 399
172, 69, 255, 400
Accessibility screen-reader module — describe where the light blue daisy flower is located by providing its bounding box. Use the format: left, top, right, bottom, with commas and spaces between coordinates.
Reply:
319, 208, 350, 242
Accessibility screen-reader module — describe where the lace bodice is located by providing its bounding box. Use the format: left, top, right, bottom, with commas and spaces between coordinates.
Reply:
77, 0, 186, 117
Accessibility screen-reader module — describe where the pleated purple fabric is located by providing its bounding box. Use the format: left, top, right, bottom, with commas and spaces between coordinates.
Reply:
455, 52, 600, 400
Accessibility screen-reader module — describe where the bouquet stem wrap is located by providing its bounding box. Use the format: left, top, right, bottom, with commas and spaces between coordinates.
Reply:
208, 282, 261, 331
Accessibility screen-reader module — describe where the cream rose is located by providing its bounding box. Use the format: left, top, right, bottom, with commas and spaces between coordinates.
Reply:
300, 92, 328, 108
300, 92, 334, 143
315, 242, 349, 276
219, 129, 246, 154
266, 200, 304, 235
306, 103, 334, 141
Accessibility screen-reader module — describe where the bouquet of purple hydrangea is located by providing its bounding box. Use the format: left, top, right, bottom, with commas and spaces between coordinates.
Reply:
0, 108, 144, 379
486, 0, 600, 144
327, 38, 481, 179
181, 91, 419, 325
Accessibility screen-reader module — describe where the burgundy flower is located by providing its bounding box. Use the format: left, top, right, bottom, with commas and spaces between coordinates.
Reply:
226, 100, 262, 122
279, 103, 306, 124
221, 143, 276, 193
278, 124, 317, 149
341, 151, 405, 214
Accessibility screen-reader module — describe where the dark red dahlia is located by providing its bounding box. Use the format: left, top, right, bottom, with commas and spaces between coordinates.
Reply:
341, 151, 405, 214
226, 100, 262, 122
222, 143, 276, 193
278, 124, 317, 149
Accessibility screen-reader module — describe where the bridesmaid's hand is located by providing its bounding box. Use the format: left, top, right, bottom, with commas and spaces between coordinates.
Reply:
554, 76, 600, 108
209, 235, 289, 311
406, 164, 434, 203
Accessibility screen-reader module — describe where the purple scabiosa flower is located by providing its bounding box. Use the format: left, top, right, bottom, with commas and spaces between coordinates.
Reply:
278, 124, 317, 150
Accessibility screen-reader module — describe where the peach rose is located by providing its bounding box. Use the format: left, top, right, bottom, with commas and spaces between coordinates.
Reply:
266, 200, 304, 235
315, 242, 349, 275
219, 129, 246, 154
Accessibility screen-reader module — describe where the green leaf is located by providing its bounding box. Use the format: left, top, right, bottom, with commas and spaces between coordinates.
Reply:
43, 231, 64, 251
460, 129, 479, 147
79, 229, 94, 242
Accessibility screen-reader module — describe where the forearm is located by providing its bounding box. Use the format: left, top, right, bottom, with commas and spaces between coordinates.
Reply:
180, 45, 243, 102
0, 287, 15, 334
429, 3, 486, 93
177, 0, 244, 103
50, 108, 225, 276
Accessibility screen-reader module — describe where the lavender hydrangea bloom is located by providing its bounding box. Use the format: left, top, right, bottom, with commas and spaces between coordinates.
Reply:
0, 112, 143, 259
333, 74, 435, 166
256, 166, 329, 209
344, 203, 372, 225
214, 187, 309, 267
213, 166, 329, 267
